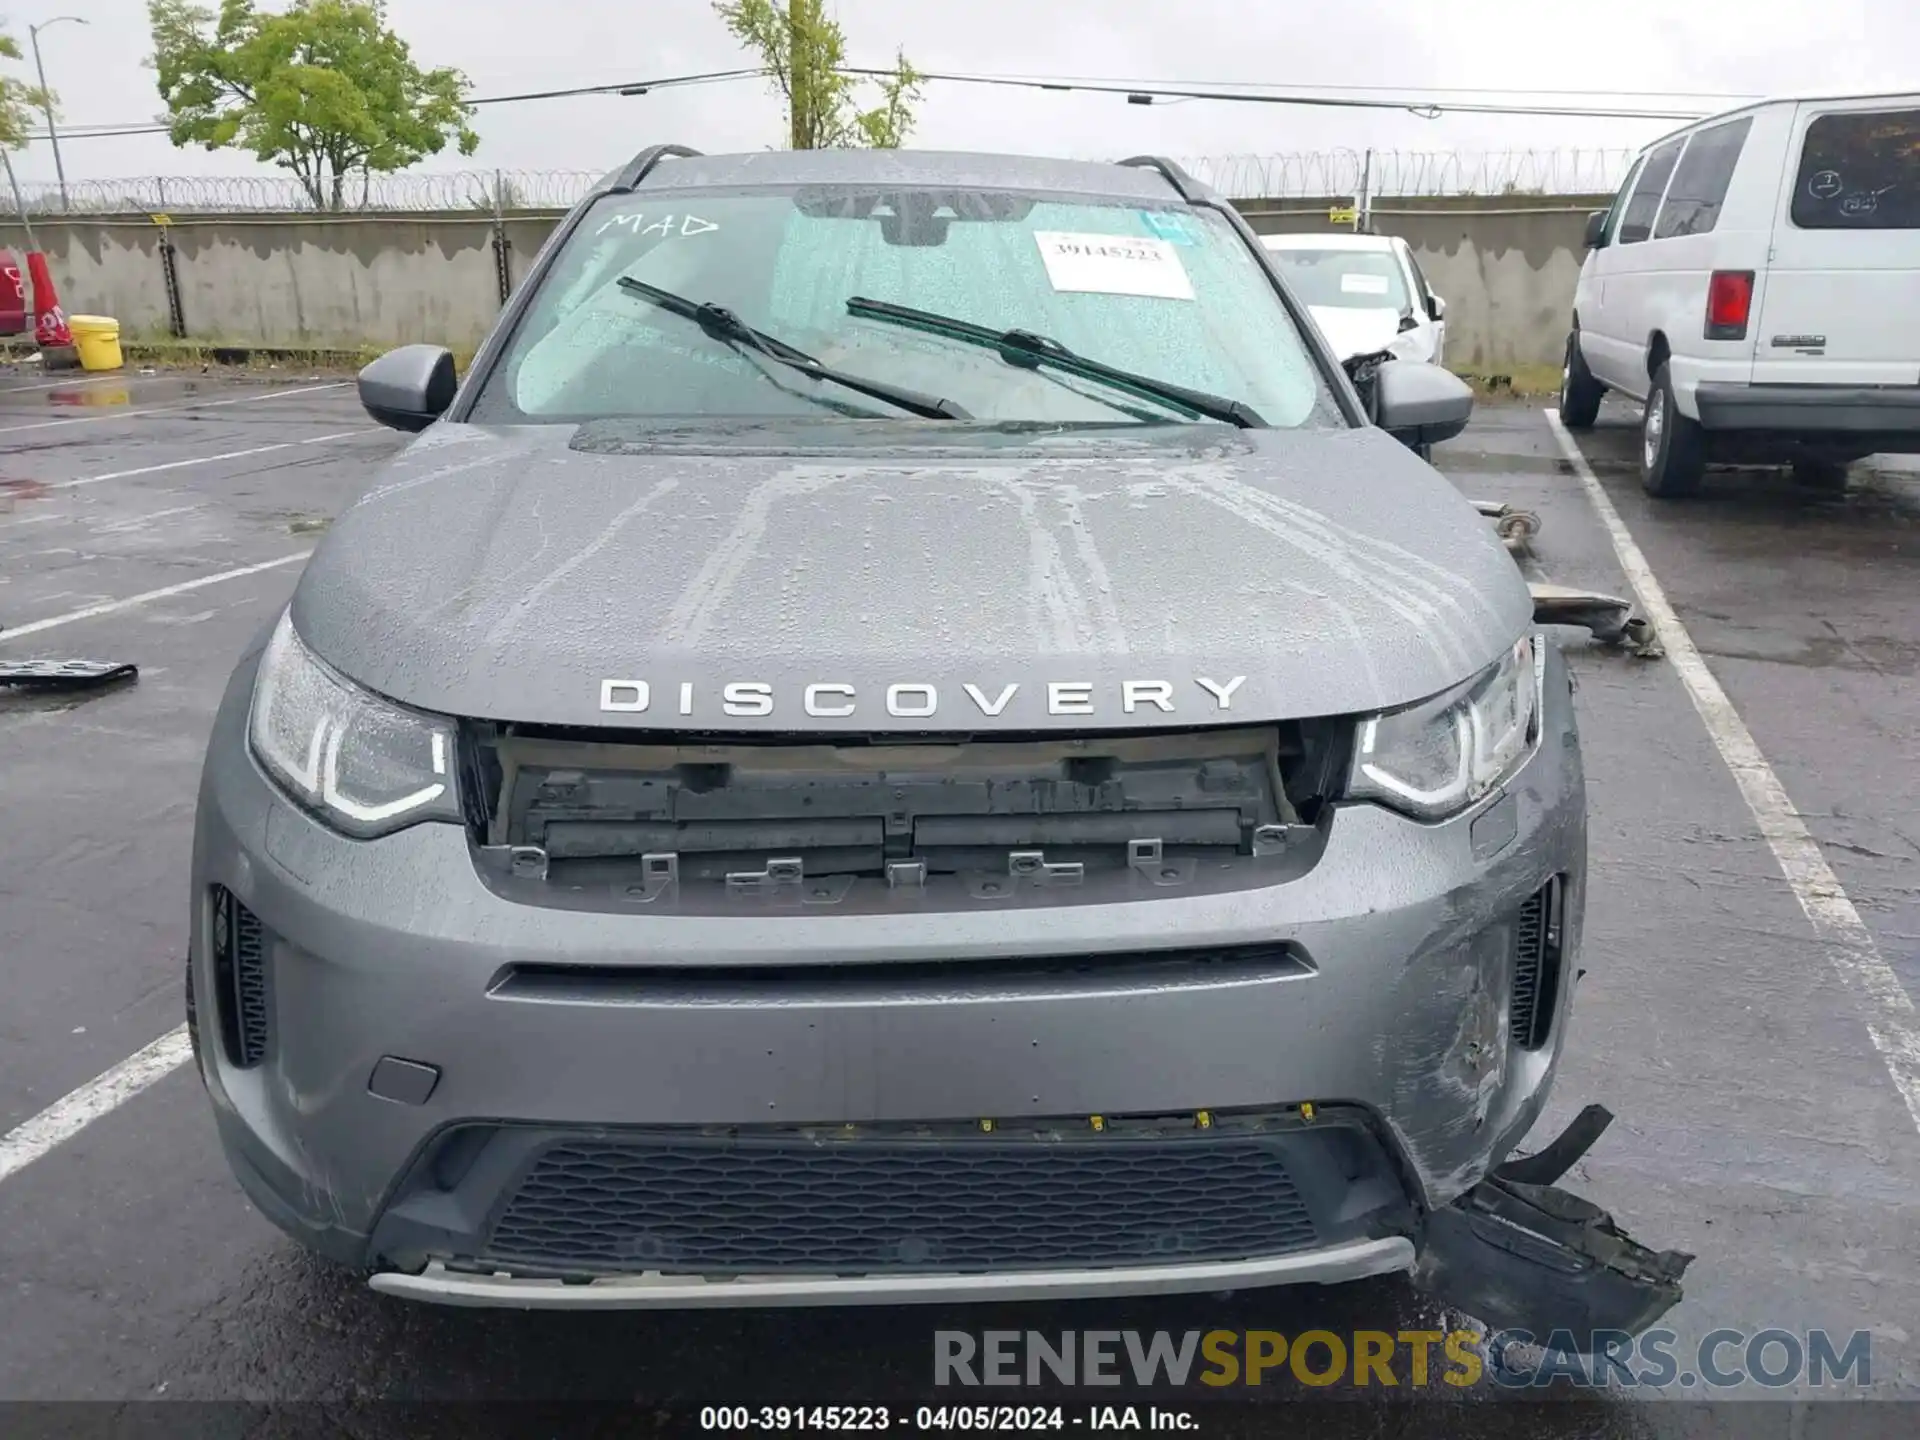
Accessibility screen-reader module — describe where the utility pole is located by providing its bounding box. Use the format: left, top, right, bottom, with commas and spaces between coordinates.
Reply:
788, 0, 807, 149
28, 17, 86, 212
1, 148, 41, 254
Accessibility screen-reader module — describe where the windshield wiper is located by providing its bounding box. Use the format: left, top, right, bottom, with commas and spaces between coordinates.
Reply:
617, 276, 970, 421
844, 296, 1266, 429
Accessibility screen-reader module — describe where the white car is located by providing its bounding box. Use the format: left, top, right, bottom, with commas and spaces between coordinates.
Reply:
1561, 90, 1920, 497
1261, 232, 1448, 366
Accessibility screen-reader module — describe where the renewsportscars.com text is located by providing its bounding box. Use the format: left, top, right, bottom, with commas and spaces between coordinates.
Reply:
933, 1328, 1873, 1390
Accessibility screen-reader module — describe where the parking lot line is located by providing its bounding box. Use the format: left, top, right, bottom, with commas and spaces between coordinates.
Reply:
44, 427, 382, 494
0, 1027, 191, 1186
0, 549, 312, 641
1546, 409, 1920, 1133
0, 373, 127, 395
0, 380, 348, 436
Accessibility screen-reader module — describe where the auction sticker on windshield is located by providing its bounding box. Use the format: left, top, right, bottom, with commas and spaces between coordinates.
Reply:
1033, 231, 1195, 300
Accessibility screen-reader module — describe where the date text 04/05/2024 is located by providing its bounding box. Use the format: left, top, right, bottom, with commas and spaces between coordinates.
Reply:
699, 1405, 1196, 1431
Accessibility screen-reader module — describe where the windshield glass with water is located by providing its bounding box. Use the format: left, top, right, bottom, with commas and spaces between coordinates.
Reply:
1267, 247, 1413, 314
469, 188, 1342, 428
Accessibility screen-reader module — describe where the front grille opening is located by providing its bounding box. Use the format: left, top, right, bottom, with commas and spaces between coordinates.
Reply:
479, 1120, 1324, 1276
209, 885, 270, 1068
467, 719, 1349, 892
1510, 877, 1564, 1051
492, 939, 1312, 1003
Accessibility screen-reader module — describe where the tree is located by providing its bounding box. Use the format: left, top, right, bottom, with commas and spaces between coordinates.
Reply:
147, 0, 479, 209
712, 0, 921, 150
0, 27, 53, 152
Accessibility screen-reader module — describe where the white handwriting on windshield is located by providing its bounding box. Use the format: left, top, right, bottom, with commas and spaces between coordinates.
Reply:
594, 212, 721, 238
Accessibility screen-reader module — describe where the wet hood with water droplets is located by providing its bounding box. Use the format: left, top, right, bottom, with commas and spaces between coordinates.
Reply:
291, 420, 1532, 732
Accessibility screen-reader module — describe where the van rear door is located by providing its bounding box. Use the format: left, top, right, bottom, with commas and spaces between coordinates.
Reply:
1753, 96, 1920, 386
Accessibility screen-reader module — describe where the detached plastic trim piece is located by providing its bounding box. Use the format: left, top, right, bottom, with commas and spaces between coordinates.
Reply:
0, 659, 138, 691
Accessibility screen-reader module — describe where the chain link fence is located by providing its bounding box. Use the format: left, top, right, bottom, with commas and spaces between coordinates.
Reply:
5, 149, 1638, 215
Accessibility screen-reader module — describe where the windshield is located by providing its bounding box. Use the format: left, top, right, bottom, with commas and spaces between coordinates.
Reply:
468, 187, 1343, 429
1266, 246, 1413, 314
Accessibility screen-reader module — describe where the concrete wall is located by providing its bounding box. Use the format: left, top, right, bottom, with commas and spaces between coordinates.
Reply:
0, 211, 568, 353
2, 194, 1609, 370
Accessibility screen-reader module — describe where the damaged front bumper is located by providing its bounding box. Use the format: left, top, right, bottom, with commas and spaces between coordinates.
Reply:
1418, 1103, 1694, 1345
192, 628, 1693, 1337
361, 1103, 1693, 1339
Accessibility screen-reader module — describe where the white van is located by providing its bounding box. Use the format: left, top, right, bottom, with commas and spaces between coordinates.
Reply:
1560, 92, 1920, 496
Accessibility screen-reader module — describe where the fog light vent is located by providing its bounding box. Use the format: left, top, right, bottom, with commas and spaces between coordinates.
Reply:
210, 884, 271, 1068
1510, 877, 1563, 1051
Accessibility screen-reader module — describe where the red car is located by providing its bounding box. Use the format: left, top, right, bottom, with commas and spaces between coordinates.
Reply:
0, 247, 27, 336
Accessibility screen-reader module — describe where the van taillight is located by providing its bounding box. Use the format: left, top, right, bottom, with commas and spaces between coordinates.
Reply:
1704, 270, 1754, 340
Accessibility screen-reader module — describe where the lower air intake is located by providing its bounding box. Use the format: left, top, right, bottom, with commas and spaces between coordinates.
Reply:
1510, 878, 1563, 1052
211, 885, 270, 1068
483, 1124, 1321, 1275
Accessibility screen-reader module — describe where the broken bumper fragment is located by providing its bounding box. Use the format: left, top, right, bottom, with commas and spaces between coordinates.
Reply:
1414, 1105, 1695, 1346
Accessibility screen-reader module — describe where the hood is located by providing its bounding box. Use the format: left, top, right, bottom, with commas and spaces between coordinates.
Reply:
1308, 306, 1406, 362
291, 420, 1531, 734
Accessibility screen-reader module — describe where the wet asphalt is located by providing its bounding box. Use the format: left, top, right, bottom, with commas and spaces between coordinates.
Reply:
1, 369, 1917, 1435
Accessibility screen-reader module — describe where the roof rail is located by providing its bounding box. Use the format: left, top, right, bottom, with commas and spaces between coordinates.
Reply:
1117, 155, 1208, 205
609, 144, 703, 195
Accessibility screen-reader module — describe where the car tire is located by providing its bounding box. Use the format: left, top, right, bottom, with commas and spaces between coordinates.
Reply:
1558, 332, 1604, 429
1640, 364, 1706, 498
1791, 458, 1850, 492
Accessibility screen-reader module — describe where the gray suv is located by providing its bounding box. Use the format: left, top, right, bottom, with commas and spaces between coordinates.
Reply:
188, 146, 1687, 1337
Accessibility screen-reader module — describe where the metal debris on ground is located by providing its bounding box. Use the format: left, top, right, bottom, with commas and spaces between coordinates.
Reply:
1530, 583, 1663, 658
1473, 498, 1542, 552
0, 659, 140, 691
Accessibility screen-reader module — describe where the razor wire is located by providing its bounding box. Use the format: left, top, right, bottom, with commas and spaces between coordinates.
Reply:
2, 150, 1639, 216
1177, 148, 1638, 197
4, 169, 609, 215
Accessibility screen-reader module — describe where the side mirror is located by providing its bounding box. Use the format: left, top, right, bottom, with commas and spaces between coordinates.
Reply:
358, 344, 457, 433
1583, 210, 1610, 250
1427, 293, 1447, 322
1374, 360, 1473, 449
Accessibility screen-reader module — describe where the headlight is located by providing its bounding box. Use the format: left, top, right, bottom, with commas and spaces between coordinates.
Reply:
1348, 635, 1540, 820
248, 609, 459, 837
1387, 330, 1427, 360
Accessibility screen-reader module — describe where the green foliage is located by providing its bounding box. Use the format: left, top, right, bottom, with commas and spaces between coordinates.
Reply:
0, 27, 55, 152
147, 0, 479, 208
712, 0, 921, 150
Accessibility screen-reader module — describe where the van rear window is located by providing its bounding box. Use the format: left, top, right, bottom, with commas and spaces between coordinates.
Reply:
1791, 108, 1920, 230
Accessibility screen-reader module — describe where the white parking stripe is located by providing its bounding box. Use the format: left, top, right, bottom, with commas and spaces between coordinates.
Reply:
1546, 409, 1920, 1134
0, 380, 348, 435
0, 550, 312, 641
0, 1028, 193, 1186
0, 373, 127, 395
45, 427, 382, 493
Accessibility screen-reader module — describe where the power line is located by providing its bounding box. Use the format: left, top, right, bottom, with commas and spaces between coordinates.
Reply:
845, 68, 1713, 120
28, 60, 1722, 146
898, 69, 1761, 103
28, 67, 772, 143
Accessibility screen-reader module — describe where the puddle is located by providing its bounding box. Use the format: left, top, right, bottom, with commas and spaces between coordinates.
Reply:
1699, 630, 1920, 677
0, 672, 138, 712
1436, 451, 1635, 479
46, 387, 132, 407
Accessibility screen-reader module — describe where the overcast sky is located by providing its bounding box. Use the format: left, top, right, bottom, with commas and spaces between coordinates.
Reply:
1, 0, 1912, 190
